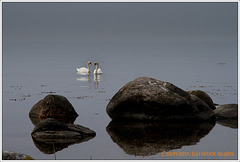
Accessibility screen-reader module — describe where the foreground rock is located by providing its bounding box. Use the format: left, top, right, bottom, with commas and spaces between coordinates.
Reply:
188, 90, 216, 110
2, 151, 34, 160
107, 121, 215, 156
31, 118, 96, 154
32, 118, 96, 139
29, 95, 78, 125
214, 104, 238, 128
106, 77, 214, 121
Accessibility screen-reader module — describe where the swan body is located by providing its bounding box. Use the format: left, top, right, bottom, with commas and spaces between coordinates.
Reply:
76, 61, 91, 74
94, 62, 102, 74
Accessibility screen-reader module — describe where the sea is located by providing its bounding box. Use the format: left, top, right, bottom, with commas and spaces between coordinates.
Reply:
2, 40, 238, 160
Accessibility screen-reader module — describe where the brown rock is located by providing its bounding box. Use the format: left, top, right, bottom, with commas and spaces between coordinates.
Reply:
29, 95, 78, 125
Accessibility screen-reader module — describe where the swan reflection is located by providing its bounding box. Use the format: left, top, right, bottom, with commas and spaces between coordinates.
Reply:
76, 73, 90, 82
76, 73, 103, 89
94, 74, 101, 89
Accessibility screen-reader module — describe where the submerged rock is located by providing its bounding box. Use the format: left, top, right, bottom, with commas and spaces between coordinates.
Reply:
106, 77, 214, 121
188, 90, 216, 110
31, 118, 96, 138
2, 151, 34, 160
29, 95, 78, 125
31, 118, 96, 154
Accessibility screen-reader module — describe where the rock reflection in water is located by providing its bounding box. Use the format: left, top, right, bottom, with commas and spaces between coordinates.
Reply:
31, 118, 96, 155
216, 119, 237, 129
31, 133, 95, 154
106, 121, 215, 156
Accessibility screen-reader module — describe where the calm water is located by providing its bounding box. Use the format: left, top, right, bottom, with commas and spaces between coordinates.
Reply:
2, 40, 238, 159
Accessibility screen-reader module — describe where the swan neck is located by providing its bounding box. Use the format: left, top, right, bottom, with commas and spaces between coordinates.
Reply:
95, 63, 99, 71
87, 63, 90, 71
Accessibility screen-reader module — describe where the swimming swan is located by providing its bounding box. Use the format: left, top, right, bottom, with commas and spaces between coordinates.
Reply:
94, 62, 102, 74
76, 61, 91, 74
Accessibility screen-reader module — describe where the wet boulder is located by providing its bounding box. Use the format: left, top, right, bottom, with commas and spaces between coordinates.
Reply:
106, 77, 214, 121
31, 118, 96, 139
29, 95, 78, 125
31, 118, 96, 154
188, 90, 216, 110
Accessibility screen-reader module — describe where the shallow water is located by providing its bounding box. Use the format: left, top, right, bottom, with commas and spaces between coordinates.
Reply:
2, 40, 238, 160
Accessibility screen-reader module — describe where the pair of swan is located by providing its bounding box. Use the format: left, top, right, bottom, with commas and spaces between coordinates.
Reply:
76, 61, 102, 75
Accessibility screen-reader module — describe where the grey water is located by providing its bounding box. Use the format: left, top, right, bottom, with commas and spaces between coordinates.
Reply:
2, 40, 237, 160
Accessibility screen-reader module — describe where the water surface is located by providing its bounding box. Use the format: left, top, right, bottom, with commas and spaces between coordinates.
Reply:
2, 40, 238, 159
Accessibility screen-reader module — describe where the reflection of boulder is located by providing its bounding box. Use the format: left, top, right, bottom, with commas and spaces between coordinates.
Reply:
32, 134, 95, 154
31, 118, 96, 154
106, 121, 215, 156
216, 119, 237, 129
29, 95, 78, 126
106, 77, 214, 121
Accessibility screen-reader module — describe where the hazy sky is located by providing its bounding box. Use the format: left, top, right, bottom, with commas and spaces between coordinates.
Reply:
3, 2, 238, 42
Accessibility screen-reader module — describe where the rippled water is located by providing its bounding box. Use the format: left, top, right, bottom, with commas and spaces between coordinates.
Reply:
2, 40, 238, 159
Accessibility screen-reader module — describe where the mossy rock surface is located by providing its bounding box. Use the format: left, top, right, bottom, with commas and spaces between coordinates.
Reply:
188, 90, 215, 110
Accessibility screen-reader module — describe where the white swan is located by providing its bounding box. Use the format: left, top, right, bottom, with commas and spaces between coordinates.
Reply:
76, 61, 91, 74
94, 62, 102, 74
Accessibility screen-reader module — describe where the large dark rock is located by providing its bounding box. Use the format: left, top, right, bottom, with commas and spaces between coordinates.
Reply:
106, 77, 214, 121
29, 95, 78, 125
31, 118, 96, 154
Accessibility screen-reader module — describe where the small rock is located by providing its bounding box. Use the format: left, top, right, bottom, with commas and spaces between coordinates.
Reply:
31, 118, 96, 138
214, 104, 238, 120
2, 151, 34, 160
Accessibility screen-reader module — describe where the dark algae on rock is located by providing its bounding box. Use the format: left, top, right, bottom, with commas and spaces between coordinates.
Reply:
188, 90, 216, 110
